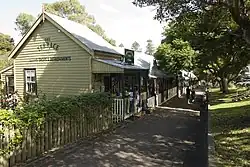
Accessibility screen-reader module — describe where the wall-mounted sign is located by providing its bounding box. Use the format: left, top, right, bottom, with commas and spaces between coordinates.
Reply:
124, 48, 134, 65
29, 56, 71, 62
37, 37, 59, 51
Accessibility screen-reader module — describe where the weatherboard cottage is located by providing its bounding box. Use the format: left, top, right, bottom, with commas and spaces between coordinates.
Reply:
7, 12, 149, 103
5, 11, 177, 114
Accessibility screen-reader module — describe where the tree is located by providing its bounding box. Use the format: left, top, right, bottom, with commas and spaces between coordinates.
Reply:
44, 0, 116, 46
145, 39, 154, 55
15, 13, 36, 36
15, 0, 116, 46
131, 41, 141, 51
155, 39, 196, 74
133, 0, 250, 45
119, 43, 124, 47
158, 6, 250, 93
0, 33, 14, 55
0, 33, 14, 69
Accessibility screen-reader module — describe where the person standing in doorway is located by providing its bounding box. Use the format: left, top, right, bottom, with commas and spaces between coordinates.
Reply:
186, 86, 191, 104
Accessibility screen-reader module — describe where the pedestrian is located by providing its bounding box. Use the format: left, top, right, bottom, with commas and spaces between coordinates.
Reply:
191, 89, 195, 103
186, 86, 191, 104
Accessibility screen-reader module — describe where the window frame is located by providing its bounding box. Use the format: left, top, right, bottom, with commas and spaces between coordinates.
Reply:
24, 68, 37, 96
5, 75, 14, 95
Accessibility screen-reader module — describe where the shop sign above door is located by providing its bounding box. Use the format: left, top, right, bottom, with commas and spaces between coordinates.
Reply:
37, 37, 59, 51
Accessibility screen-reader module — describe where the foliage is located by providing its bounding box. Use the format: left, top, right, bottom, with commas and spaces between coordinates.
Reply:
131, 41, 141, 52
133, 0, 250, 45
0, 58, 13, 71
0, 33, 14, 55
209, 88, 250, 166
15, 13, 36, 36
145, 39, 154, 55
119, 43, 124, 47
0, 92, 112, 155
44, 0, 116, 46
154, 5, 250, 93
155, 38, 196, 74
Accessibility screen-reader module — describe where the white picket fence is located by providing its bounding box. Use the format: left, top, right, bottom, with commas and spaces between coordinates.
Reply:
112, 98, 130, 123
147, 96, 156, 108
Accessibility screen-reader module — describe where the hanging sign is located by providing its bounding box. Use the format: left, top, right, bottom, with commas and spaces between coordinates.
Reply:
37, 37, 59, 51
124, 48, 134, 65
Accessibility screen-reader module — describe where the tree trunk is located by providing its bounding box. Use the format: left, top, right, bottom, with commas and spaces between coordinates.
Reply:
219, 81, 223, 91
221, 78, 229, 94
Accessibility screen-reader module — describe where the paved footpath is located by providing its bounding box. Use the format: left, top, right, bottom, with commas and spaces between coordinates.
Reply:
25, 96, 206, 167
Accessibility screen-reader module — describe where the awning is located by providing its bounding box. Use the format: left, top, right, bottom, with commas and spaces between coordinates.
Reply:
92, 59, 148, 73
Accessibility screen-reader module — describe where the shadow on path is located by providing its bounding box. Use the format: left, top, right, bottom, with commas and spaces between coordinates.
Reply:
24, 96, 207, 167
161, 95, 208, 167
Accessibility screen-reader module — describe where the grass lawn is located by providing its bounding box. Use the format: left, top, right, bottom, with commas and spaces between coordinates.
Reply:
209, 88, 250, 167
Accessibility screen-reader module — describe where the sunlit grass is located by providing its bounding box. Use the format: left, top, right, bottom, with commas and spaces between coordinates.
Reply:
209, 88, 250, 167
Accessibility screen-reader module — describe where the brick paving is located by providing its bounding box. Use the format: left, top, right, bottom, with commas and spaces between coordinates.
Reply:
24, 95, 206, 167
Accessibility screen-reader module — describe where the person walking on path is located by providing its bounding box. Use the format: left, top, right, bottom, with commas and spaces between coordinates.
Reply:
191, 88, 195, 103
186, 86, 191, 104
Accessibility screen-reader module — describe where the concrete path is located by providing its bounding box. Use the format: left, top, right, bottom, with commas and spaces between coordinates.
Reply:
24, 96, 206, 167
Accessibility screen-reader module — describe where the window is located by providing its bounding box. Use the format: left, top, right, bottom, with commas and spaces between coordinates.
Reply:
24, 69, 37, 95
6, 75, 14, 94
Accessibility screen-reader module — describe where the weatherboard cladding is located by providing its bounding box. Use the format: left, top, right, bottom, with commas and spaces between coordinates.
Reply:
14, 20, 92, 98
11, 11, 172, 98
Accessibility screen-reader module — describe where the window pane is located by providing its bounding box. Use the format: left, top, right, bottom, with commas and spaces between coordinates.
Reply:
27, 76, 31, 82
31, 83, 36, 93
30, 70, 35, 77
31, 76, 35, 81
25, 69, 36, 94
26, 70, 30, 76
27, 83, 31, 92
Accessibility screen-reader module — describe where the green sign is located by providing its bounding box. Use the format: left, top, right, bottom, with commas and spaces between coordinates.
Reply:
37, 37, 59, 51
124, 49, 134, 65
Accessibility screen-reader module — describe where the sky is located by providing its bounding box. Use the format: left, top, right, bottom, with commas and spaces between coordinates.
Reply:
0, 0, 166, 51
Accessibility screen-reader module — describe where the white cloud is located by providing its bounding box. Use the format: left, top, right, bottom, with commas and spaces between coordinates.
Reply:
99, 4, 119, 13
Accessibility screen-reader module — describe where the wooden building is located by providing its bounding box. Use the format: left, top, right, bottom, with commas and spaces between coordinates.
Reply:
5, 11, 177, 116
8, 12, 148, 100
0, 65, 14, 95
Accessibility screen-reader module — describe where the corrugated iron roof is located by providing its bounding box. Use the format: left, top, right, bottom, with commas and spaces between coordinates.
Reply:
94, 59, 148, 70
45, 12, 123, 56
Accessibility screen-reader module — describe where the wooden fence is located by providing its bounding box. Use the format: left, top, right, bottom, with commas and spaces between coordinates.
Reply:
0, 88, 178, 167
0, 107, 112, 167
112, 98, 130, 122
147, 96, 156, 108
168, 87, 177, 100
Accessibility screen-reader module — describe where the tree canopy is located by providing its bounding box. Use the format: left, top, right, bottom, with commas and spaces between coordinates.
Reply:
0, 33, 14, 69
145, 39, 155, 55
119, 43, 124, 47
151, 4, 250, 93
15, 0, 116, 46
133, 0, 250, 45
131, 41, 141, 52
155, 39, 196, 74
0, 33, 14, 55
15, 13, 36, 36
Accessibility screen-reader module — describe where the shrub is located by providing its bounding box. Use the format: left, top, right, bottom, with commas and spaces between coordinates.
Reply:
0, 92, 112, 155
